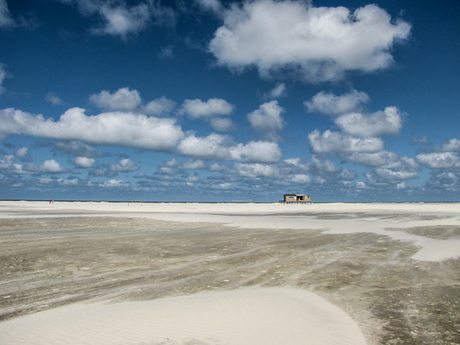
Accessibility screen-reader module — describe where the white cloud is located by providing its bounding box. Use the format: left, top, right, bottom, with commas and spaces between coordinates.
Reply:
334, 106, 402, 137
308, 130, 384, 154
158, 166, 176, 175
0, 107, 184, 152
339, 169, 357, 180
94, 3, 151, 37
209, 162, 226, 172
416, 152, 460, 169
25, 160, 66, 174
99, 179, 130, 188
196, 0, 222, 13
74, 156, 95, 168
54, 141, 100, 158
110, 158, 139, 172
143, 96, 176, 116
442, 138, 460, 152
58, 178, 79, 186
210, 117, 235, 131
177, 134, 282, 163
229, 140, 282, 163
305, 90, 369, 115
211, 182, 233, 190
356, 181, 367, 189
46, 92, 66, 106
397, 182, 406, 189
291, 174, 311, 184
248, 101, 285, 134
0, 0, 15, 29
209, 1, 411, 82
14, 147, 30, 161
90, 87, 142, 111
180, 98, 234, 120
365, 156, 419, 184
64, 0, 176, 38
183, 159, 206, 170
367, 167, 417, 184
307, 156, 338, 175
164, 158, 181, 168
264, 83, 287, 99
177, 133, 232, 161
284, 158, 301, 166
348, 151, 400, 167
236, 163, 277, 178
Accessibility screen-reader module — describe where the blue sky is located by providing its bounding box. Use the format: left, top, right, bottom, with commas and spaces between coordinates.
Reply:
1, 0, 459, 202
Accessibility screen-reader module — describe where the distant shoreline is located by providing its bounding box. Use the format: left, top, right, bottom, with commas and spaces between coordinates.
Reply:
2, 199, 460, 204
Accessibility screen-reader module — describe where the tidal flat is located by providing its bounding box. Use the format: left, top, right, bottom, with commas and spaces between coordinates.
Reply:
0, 201, 459, 344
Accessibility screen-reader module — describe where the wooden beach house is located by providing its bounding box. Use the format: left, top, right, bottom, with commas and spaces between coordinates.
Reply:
281, 194, 311, 204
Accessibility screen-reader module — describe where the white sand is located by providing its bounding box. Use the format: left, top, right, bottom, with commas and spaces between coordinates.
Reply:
3, 201, 458, 261
0, 288, 366, 345
1, 200, 460, 345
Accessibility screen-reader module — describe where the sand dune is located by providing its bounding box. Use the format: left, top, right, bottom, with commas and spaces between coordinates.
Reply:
0, 288, 366, 345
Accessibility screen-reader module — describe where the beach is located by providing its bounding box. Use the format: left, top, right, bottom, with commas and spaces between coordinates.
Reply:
0, 201, 459, 344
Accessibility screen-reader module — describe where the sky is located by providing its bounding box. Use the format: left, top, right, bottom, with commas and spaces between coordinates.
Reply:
0, 0, 460, 202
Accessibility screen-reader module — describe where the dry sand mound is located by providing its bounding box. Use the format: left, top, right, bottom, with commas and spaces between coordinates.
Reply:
0, 288, 366, 345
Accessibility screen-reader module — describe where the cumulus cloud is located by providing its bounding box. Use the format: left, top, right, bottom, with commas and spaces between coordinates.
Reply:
0, 155, 27, 174
183, 159, 206, 170
235, 163, 277, 178
54, 141, 101, 158
74, 156, 95, 168
365, 156, 419, 184
99, 179, 130, 188
110, 158, 139, 172
177, 134, 282, 163
90, 87, 142, 111
14, 147, 31, 162
143, 96, 176, 116
307, 156, 338, 175
180, 98, 234, 120
426, 171, 460, 192
334, 106, 402, 137
348, 151, 400, 167
24, 160, 66, 174
416, 152, 460, 169
248, 101, 285, 135
305, 90, 370, 115
177, 133, 232, 161
210, 182, 233, 190
61, 0, 175, 38
308, 130, 384, 154
210, 117, 235, 131
209, 1, 411, 82
0, 107, 184, 152
291, 174, 311, 184
442, 138, 460, 152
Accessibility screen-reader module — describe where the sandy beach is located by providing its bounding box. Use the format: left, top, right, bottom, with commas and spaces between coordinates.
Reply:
0, 201, 460, 344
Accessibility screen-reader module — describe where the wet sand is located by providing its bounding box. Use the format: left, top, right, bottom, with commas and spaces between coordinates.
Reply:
0, 201, 459, 344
